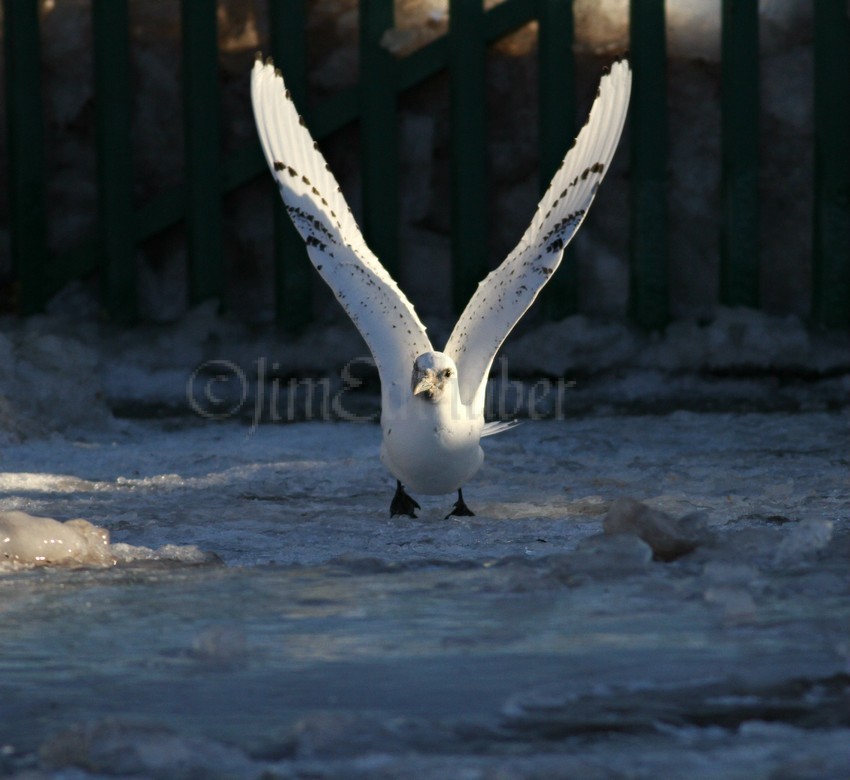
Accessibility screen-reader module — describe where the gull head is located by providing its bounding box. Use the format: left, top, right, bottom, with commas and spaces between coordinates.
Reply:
411, 352, 457, 403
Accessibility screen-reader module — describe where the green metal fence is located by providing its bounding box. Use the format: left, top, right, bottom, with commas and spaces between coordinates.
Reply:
3, 0, 849, 329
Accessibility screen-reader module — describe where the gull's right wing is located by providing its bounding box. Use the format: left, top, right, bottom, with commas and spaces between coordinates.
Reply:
444, 59, 632, 414
251, 56, 432, 410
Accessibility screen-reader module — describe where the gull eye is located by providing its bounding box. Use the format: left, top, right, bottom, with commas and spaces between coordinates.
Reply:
443, 368, 452, 378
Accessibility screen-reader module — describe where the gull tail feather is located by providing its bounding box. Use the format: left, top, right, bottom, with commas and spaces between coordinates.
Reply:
481, 419, 521, 437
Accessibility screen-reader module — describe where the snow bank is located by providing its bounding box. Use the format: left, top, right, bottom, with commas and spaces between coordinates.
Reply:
0, 320, 111, 442
2, 292, 847, 441
503, 306, 850, 376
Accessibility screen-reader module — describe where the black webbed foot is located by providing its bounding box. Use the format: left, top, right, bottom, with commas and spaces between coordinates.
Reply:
390, 480, 420, 518
446, 488, 475, 519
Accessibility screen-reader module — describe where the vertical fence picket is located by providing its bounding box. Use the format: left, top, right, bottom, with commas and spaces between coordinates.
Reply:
537, 0, 577, 320
361, 0, 400, 276
181, 0, 223, 306
720, 0, 759, 309
812, 0, 850, 327
270, 0, 313, 330
449, 0, 488, 314
629, 0, 669, 329
8, 0, 837, 333
93, 0, 135, 321
3, 0, 47, 314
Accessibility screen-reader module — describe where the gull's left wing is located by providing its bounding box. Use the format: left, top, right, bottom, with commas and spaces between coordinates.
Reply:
251, 56, 432, 411
444, 59, 632, 414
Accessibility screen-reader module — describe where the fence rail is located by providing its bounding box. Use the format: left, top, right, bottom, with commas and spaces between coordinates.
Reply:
2, 0, 849, 329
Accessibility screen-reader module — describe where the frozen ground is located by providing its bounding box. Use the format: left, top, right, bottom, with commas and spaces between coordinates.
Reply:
1, 407, 848, 778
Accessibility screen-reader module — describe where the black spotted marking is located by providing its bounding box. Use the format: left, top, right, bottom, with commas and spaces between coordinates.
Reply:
540, 209, 585, 245
285, 88, 292, 100
273, 161, 285, 171
287, 166, 297, 178
286, 206, 339, 246
298, 115, 306, 126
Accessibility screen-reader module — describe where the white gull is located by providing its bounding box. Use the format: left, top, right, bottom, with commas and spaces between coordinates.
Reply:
251, 55, 631, 517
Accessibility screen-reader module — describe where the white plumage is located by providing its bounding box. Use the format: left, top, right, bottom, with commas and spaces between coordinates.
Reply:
251, 55, 631, 517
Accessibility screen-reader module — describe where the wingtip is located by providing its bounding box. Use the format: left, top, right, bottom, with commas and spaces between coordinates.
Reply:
604, 53, 631, 76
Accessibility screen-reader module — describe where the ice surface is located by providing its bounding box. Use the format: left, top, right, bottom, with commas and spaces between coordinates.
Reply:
0, 409, 847, 777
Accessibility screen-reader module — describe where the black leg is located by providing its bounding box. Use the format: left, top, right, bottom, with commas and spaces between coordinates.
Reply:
446, 488, 475, 519
390, 480, 420, 518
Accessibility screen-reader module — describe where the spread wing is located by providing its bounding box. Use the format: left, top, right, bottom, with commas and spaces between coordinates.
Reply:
251, 56, 431, 411
444, 59, 632, 413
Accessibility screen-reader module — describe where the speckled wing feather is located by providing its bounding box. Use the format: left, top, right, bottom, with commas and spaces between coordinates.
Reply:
251, 56, 432, 410
445, 59, 632, 412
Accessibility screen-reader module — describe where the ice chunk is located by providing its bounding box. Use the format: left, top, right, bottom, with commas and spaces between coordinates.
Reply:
602, 498, 702, 562
0, 511, 113, 569
773, 519, 834, 565
40, 717, 258, 779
